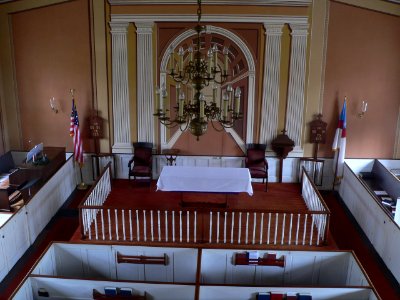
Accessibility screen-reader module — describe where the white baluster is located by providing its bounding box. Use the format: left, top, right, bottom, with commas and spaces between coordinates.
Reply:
143, 210, 147, 242
115, 209, 119, 240
267, 212, 271, 245
309, 214, 315, 246
172, 211, 175, 242
187, 211, 189, 243
281, 213, 286, 245
101, 209, 105, 240
165, 210, 168, 242
259, 213, 264, 244
230, 212, 235, 244
274, 213, 278, 245
216, 212, 220, 243
224, 212, 227, 244
94, 210, 98, 240
158, 210, 161, 242
296, 213, 300, 245
179, 211, 183, 242
194, 211, 197, 243
303, 214, 308, 245
122, 210, 126, 241
129, 210, 133, 241
238, 212, 242, 244
288, 213, 293, 245
136, 210, 140, 242
245, 212, 249, 244
209, 212, 213, 243
108, 209, 112, 240
150, 210, 154, 242
252, 212, 256, 244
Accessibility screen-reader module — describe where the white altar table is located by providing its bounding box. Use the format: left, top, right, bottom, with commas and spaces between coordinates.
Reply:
156, 166, 253, 196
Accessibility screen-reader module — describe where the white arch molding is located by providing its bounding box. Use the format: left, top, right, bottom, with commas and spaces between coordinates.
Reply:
160, 25, 256, 152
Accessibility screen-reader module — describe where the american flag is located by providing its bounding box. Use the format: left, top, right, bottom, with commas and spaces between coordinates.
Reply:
70, 99, 83, 165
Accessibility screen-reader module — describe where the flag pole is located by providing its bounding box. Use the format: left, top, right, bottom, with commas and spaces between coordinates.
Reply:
332, 147, 340, 191
70, 88, 88, 190
77, 163, 88, 190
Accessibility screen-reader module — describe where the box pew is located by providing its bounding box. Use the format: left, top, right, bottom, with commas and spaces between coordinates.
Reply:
200, 249, 371, 287
340, 159, 400, 283
15, 242, 380, 300
31, 243, 198, 284
15, 277, 195, 300
198, 286, 378, 300
0, 151, 75, 283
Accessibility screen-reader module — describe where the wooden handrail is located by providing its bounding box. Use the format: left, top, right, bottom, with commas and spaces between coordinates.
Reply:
80, 205, 330, 215
78, 162, 112, 209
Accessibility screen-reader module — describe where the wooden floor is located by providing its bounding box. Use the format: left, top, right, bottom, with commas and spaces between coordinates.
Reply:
79, 180, 327, 248
103, 180, 308, 211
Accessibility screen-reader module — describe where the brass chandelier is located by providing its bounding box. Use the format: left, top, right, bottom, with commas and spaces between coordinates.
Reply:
154, 0, 242, 140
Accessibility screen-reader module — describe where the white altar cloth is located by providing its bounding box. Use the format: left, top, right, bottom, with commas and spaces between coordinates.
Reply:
157, 166, 253, 196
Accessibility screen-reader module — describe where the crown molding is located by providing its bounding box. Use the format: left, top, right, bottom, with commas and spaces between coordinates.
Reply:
108, 0, 312, 6
111, 14, 308, 24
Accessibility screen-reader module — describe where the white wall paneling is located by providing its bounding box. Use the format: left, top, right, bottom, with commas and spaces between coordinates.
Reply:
28, 277, 196, 300
198, 286, 376, 300
26, 157, 76, 242
16, 242, 379, 300
0, 156, 76, 283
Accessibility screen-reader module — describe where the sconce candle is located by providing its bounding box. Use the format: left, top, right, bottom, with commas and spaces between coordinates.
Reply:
358, 100, 368, 118
49, 97, 58, 113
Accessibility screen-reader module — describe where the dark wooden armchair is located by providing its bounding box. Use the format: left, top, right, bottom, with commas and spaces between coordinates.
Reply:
128, 142, 153, 183
245, 143, 268, 191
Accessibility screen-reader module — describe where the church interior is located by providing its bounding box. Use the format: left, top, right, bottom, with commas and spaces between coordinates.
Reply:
0, 0, 399, 299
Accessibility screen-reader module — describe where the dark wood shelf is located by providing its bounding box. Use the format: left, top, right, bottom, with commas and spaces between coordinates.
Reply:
117, 252, 168, 265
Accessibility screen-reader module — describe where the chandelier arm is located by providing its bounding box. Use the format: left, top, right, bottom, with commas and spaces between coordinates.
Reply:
210, 119, 226, 132
179, 120, 190, 132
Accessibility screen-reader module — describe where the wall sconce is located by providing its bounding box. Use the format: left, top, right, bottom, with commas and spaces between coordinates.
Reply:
49, 97, 59, 113
358, 100, 368, 118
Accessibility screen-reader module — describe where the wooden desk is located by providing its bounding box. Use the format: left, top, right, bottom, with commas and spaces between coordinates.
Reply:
0, 147, 66, 211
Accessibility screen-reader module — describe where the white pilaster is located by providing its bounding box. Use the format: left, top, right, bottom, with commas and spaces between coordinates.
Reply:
110, 21, 133, 153
259, 24, 284, 147
285, 23, 309, 150
136, 22, 155, 144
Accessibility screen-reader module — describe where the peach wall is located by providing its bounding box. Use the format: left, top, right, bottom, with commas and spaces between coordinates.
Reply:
321, 2, 400, 158
12, 0, 94, 152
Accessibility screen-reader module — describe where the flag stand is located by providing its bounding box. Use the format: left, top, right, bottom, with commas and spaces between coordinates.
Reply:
77, 164, 88, 190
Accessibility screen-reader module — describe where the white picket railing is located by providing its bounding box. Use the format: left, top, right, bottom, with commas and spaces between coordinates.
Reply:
79, 166, 329, 246
301, 167, 330, 245
79, 163, 112, 237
